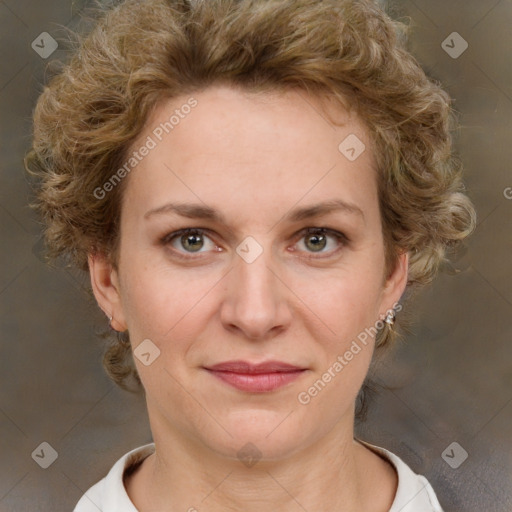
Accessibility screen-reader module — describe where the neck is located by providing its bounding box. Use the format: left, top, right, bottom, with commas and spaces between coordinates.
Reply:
125, 413, 393, 512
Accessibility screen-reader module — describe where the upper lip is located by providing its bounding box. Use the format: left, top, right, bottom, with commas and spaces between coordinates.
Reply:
205, 360, 305, 374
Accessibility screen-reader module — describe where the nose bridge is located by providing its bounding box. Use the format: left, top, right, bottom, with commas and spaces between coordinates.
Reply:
237, 244, 275, 300
220, 236, 290, 338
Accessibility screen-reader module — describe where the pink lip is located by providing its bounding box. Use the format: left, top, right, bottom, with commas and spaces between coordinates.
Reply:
204, 360, 307, 392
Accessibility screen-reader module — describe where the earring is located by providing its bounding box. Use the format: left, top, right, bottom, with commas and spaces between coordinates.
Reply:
384, 311, 395, 326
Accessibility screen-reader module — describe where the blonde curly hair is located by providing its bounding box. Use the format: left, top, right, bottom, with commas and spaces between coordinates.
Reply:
25, 0, 476, 418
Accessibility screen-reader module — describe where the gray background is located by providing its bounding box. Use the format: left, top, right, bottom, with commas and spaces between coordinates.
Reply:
0, 0, 511, 510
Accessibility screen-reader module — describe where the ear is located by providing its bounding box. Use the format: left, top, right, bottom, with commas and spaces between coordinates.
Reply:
378, 251, 409, 317
88, 252, 127, 332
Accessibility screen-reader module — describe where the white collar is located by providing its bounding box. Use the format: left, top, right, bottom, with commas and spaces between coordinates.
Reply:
74, 440, 444, 511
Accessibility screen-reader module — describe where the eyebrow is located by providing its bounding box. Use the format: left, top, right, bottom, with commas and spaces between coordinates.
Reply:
144, 199, 364, 224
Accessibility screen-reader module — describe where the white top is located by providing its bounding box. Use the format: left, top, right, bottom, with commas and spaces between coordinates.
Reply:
74, 440, 444, 511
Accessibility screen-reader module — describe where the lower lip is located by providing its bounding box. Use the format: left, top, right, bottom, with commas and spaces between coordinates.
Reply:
206, 370, 305, 392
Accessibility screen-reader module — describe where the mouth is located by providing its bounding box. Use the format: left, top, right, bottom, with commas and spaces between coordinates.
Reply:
203, 360, 308, 393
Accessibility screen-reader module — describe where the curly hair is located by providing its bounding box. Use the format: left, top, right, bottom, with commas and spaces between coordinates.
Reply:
25, 0, 476, 417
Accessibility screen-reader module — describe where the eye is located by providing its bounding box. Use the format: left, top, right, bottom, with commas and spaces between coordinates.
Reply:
161, 228, 219, 256
160, 226, 347, 260
293, 227, 347, 256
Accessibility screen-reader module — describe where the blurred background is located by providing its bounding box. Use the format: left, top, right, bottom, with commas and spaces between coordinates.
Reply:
0, 0, 511, 510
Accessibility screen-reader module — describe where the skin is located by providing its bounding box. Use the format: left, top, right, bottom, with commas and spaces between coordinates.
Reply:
89, 84, 408, 511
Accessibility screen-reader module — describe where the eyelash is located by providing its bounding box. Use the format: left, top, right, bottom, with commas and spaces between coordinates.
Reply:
160, 227, 348, 260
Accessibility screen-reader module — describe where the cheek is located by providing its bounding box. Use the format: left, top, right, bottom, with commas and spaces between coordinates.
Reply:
118, 257, 220, 346
297, 275, 380, 410
298, 266, 384, 339
120, 266, 214, 393
120, 254, 385, 346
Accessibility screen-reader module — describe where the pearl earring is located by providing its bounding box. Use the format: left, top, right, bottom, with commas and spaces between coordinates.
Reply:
385, 311, 395, 325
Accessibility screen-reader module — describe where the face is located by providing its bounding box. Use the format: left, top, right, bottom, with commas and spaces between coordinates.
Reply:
90, 85, 407, 461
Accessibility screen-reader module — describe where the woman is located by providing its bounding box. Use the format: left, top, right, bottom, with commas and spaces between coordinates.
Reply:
25, 0, 476, 510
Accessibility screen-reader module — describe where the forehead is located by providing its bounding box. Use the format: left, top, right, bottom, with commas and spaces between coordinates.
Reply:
122, 85, 379, 226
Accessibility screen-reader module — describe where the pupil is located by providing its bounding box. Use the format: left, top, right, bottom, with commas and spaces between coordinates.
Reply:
183, 233, 203, 252
306, 234, 326, 252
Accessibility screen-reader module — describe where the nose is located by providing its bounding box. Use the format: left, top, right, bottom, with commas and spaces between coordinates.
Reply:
219, 244, 293, 341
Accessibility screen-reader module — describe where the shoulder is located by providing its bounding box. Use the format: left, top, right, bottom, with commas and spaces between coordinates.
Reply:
73, 443, 155, 512
356, 439, 445, 512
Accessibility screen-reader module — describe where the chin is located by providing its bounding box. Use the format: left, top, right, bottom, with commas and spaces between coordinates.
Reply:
197, 409, 319, 463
